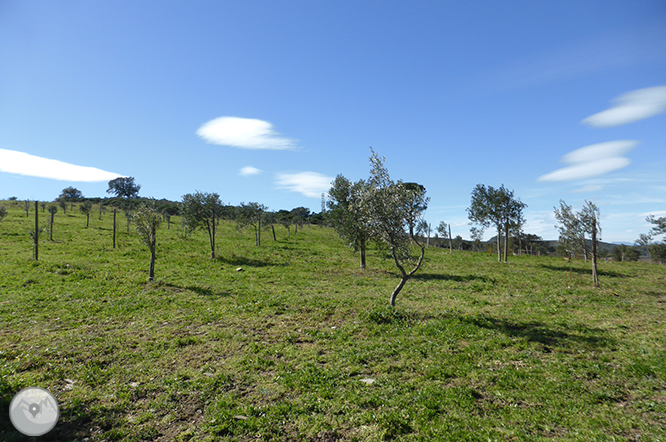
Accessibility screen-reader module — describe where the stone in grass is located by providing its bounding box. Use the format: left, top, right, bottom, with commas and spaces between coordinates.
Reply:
233, 415, 248, 420
235, 267, 243, 272
360, 378, 376, 385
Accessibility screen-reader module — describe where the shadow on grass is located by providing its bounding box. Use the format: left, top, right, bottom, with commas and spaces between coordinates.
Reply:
465, 314, 614, 349
538, 264, 629, 278
409, 310, 614, 349
216, 255, 287, 268
164, 282, 231, 298
412, 273, 493, 283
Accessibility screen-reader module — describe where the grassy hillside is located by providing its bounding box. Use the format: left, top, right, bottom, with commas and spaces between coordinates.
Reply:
1, 201, 665, 441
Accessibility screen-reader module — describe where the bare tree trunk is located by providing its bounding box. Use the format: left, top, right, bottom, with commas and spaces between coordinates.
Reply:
390, 276, 409, 307
210, 214, 216, 259
33, 201, 38, 260
503, 225, 509, 263
113, 209, 117, 248
149, 249, 156, 281
448, 225, 452, 252
592, 218, 599, 287
360, 237, 366, 270
271, 225, 276, 241
496, 228, 501, 263
388, 236, 426, 307
86, 213, 90, 228
257, 217, 261, 246
49, 212, 54, 241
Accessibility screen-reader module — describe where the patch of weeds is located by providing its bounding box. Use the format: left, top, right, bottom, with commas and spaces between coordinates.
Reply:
363, 307, 415, 325
379, 410, 413, 440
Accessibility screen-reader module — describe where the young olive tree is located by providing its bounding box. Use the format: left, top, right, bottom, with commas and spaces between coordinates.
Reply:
467, 184, 526, 263
436, 221, 452, 252
58, 197, 67, 215
79, 201, 93, 228
365, 149, 429, 307
133, 204, 162, 281
236, 202, 268, 246
181, 191, 223, 258
579, 201, 601, 287
555, 200, 602, 287
554, 200, 586, 260
328, 175, 372, 269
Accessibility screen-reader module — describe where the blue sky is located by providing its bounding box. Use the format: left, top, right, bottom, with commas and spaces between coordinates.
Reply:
1, 1, 665, 242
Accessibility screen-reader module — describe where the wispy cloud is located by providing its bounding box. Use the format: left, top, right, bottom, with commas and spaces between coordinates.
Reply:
276, 172, 333, 198
480, 23, 666, 92
197, 117, 297, 150
582, 86, 666, 127
538, 140, 637, 182
0, 149, 122, 182
239, 166, 262, 176
572, 184, 604, 193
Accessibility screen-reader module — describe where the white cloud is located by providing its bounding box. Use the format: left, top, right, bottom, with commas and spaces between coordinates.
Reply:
538, 140, 637, 182
276, 172, 333, 198
582, 86, 666, 127
197, 117, 297, 150
0, 149, 123, 182
239, 166, 262, 176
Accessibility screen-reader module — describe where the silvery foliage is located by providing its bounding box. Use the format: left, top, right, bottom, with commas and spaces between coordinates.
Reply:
364, 149, 429, 263
647, 215, 666, 240
327, 175, 371, 253
133, 204, 162, 252
579, 201, 601, 240
554, 200, 586, 257
181, 191, 223, 234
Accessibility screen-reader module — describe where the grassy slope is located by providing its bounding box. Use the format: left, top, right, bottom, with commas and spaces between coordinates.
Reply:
1, 202, 665, 441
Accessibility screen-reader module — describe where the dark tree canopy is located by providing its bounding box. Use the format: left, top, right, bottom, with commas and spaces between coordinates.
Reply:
107, 177, 141, 199
59, 186, 83, 201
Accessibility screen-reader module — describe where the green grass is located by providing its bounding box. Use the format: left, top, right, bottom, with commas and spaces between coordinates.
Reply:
1, 201, 666, 441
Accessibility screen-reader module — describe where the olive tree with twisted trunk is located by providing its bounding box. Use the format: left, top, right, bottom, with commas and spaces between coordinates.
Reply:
364, 149, 429, 307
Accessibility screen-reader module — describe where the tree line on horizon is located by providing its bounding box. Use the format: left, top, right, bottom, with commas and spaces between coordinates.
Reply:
1, 155, 665, 298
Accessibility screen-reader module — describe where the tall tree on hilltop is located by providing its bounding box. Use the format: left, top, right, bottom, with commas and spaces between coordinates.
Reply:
328, 175, 372, 269
467, 184, 526, 263
133, 204, 162, 281
107, 177, 141, 199
364, 149, 429, 306
181, 191, 223, 258
59, 186, 83, 201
